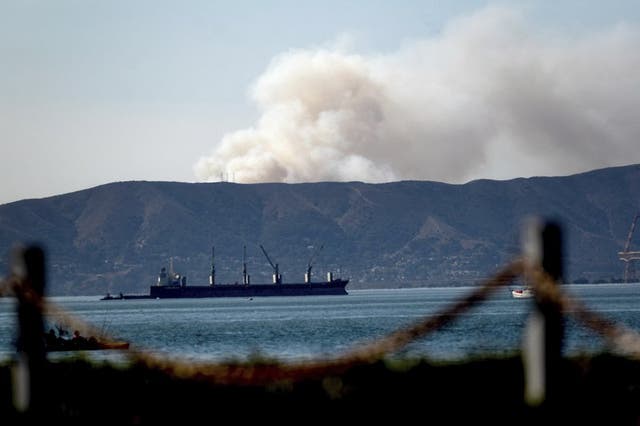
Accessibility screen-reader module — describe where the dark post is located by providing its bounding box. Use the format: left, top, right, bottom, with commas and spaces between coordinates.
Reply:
539, 222, 564, 404
12, 245, 47, 414
523, 219, 565, 409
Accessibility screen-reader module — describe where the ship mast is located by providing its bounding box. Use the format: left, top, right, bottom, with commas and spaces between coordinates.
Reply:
209, 246, 215, 286
260, 244, 282, 284
242, 245, 250, 285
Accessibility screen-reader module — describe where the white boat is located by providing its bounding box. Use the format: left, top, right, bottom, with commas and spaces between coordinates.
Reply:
511, 287, 534, 299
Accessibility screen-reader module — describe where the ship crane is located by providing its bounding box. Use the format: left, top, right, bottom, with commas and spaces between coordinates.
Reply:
260, 244, 282, 284
305, 244, 324, 283
619, 212, 640, 283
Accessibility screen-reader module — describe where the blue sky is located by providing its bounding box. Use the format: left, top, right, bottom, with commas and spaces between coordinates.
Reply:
1, 1, 639, 204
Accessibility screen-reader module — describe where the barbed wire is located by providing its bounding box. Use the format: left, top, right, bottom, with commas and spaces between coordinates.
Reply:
525, 265, 640, 359
3, 257, 640, 386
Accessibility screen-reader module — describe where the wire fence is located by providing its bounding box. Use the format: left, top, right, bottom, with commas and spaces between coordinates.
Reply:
2, 220, 640, 408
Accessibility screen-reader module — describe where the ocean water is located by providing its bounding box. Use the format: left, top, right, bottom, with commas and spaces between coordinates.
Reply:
1, 284, 640, 363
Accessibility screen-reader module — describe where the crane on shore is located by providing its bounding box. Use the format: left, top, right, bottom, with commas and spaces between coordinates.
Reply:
619, 212, 640, 283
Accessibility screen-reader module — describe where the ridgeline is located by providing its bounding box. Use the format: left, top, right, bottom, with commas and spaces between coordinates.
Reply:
0, 164, 639, 295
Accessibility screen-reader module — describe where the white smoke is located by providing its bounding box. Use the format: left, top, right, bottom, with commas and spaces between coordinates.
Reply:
195, 6, 640, 184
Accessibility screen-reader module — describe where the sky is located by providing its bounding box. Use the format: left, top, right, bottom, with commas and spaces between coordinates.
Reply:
1, 0, 640, 205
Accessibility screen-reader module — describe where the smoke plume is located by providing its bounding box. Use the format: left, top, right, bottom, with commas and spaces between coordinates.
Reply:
195, 7, 640, 184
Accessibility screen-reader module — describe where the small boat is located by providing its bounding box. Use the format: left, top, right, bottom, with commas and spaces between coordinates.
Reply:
45, 337, 130, 352
511, 287, 534, 299
44, 329, 130, 352
101, 292, 151, 300
101, 292, 123, 300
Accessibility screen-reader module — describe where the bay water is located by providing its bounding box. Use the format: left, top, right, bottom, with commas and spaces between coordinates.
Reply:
2, 284, 640, 363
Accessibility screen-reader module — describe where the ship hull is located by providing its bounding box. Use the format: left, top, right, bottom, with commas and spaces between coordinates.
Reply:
148, 279, 349, 299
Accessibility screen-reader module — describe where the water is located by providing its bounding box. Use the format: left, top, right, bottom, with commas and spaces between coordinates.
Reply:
2, 284, 640, 363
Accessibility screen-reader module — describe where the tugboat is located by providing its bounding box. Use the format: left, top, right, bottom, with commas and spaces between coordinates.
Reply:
100, 292, 151, 300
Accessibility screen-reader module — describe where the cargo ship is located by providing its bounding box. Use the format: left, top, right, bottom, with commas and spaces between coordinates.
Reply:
102, 245, 348, 300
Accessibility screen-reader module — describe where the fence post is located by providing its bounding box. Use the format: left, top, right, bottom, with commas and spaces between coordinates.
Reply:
11, 245, 47, 414
522, 219, 564, 409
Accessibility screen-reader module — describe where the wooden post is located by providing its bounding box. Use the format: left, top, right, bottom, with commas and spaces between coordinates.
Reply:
11, 245, 47, 414
523, 219, 564, 408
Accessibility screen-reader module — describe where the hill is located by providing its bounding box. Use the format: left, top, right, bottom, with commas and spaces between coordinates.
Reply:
1, 164, 639, 295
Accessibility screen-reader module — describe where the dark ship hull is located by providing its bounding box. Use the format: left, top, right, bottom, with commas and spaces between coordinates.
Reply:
149, 279, 349, 299
101, 245, 349, 300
